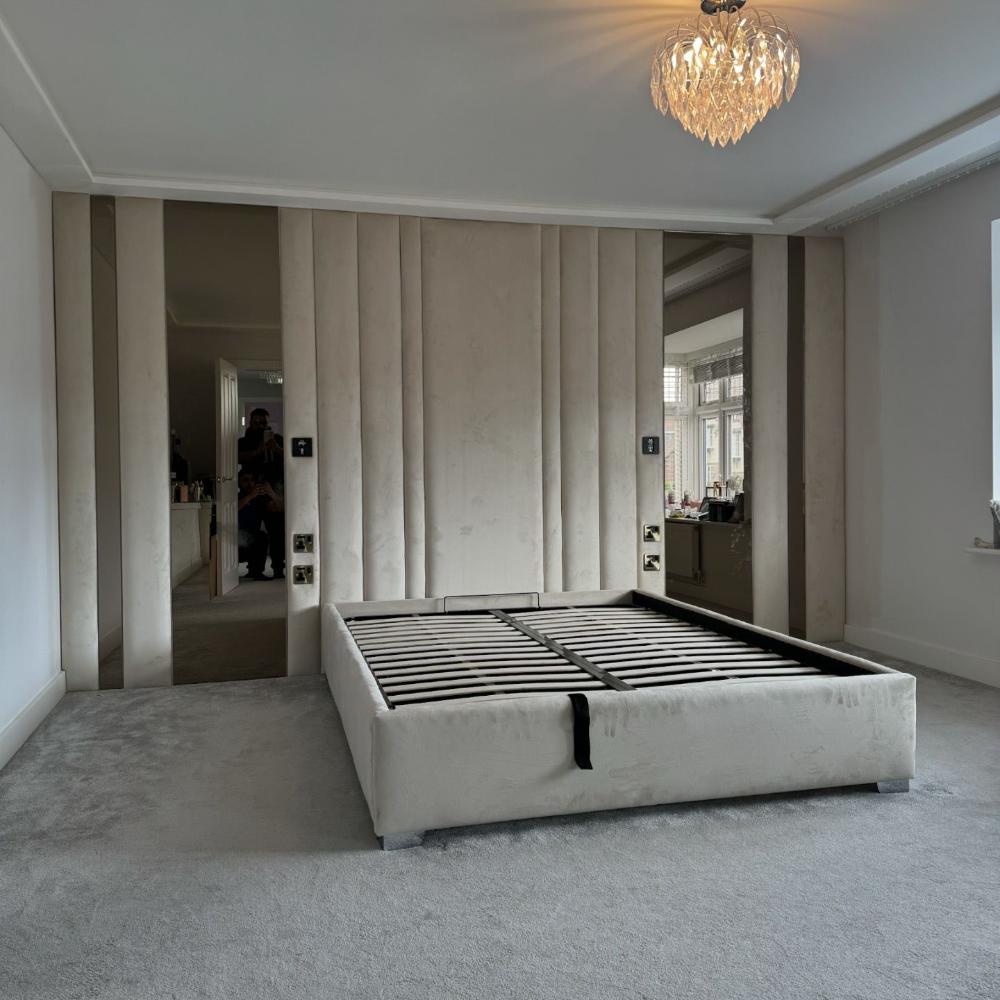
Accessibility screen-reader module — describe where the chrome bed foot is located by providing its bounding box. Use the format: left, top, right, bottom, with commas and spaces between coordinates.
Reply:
380, 831, 426, 851
876, 779, 910, 794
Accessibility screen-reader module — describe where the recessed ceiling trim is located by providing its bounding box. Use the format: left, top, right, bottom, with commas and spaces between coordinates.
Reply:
0, 9, 91, 187
772, 99, 1000, 231
664, 246, 750, 302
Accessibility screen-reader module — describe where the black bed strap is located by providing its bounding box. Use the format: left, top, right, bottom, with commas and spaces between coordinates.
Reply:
568, 693, 593, 770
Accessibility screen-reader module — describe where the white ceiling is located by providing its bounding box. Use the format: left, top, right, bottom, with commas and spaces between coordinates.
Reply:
2, 1, 1000, 232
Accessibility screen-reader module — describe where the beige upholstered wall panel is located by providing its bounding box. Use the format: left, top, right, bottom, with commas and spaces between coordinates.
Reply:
421, 218, 545, 597
279, 208, 320, 674
357, 214, 406, 600
598, 228, 638, 589
803, 237, 846, 642
313, 210, 363, 602
751, 234, 790, 633
115, 197, 172, 688
294, 214, 664, 604
559, 227, 602, 591
540, 225, 563, 593
635, 230, 665, 591
399, 217, 426, 599
53, 193, 99, 691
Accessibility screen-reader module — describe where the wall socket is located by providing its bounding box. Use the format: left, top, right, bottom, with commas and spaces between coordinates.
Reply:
292, 533, 314, 554
642, 523, 661, 542
643, 553, 661, 572
292, 565, 314, 585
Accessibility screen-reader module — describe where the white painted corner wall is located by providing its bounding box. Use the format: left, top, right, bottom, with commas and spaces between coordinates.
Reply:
844, 162, 1000, 687
0, 124, 64, 768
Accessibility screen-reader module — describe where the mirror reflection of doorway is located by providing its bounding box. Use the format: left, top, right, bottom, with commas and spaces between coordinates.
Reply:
662, 233, 752, 620
164, 201, 287, 684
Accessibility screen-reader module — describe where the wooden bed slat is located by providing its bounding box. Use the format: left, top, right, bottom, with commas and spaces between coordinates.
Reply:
347, 598, 863, 708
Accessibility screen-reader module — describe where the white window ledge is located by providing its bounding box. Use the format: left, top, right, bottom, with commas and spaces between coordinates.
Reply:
966, 546, 1000, 557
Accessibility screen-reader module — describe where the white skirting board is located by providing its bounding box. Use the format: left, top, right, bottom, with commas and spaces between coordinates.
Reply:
0, 672, 66, 772
844, 624, 1000, 689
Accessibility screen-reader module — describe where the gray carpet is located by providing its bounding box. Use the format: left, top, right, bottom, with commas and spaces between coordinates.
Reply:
1, 651, 998, 1000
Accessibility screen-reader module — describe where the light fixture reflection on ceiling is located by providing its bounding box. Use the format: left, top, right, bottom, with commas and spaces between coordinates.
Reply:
650, 0, 800, 147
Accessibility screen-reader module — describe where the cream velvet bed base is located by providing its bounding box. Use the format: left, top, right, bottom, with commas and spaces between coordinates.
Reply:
322, 591, 916, 849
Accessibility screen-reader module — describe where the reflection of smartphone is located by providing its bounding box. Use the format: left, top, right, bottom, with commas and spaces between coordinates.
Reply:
263, 428, 274, 443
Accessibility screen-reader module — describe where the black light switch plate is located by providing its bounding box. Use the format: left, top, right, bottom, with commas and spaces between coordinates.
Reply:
291, 437, 313, 458
641, 436, 660, 456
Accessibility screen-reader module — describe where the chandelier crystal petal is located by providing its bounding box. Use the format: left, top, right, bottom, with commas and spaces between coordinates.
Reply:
650, 1, 800, 147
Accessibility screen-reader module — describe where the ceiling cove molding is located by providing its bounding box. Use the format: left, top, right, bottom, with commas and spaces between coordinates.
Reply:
166, 304, 281, 333
87, 172, 776, 234
773, 99, 1000, 231
0, 9, 92, 187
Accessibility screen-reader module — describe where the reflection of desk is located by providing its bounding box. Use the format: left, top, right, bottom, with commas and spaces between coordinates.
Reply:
663, 518, 752, 617
170, 501, 212, 588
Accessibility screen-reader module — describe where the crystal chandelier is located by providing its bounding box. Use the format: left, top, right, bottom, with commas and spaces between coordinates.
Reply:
650, 0, 800, 147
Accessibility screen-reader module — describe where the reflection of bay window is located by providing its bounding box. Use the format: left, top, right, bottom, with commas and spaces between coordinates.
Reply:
664, 355, 745, 507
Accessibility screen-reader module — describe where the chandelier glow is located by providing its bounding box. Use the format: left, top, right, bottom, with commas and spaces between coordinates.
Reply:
650, 0, 800, 147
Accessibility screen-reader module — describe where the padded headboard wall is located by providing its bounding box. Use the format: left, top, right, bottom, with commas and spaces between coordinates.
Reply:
281, 210, 664, 603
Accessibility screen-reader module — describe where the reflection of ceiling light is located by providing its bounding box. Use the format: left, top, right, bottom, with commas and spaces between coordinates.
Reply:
651, 0, 800, 147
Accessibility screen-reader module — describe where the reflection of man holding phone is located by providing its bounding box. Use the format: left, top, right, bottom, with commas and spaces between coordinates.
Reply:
237, 408, 285, 580
238, 408, 284, 485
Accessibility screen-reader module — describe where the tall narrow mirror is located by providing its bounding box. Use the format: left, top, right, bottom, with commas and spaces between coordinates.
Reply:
165, 201, 286, 683
662, 233, 752, 619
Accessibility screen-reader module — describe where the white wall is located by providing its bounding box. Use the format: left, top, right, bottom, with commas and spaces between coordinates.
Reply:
844, 164, 1000, 686
0, 126, 64, 765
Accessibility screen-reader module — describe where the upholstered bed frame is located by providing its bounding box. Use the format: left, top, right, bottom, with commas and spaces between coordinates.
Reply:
322, 590, 916, 849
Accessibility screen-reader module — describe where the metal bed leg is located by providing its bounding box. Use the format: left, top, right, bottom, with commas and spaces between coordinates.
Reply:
380, 831, 426, 851
876, 779, 910, 794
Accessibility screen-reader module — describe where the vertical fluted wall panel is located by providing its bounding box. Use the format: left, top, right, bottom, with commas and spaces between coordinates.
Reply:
597, 228, 638, 589
559, 227, 601, 591
53, 193, 100, 690
313, 210, 364, 602
803, 237, 846, 642
751, 234, 790, 632
540, 225, 563, 593
303, 214, 664, 605
421, 219, 544, 597
279, 208, 322, 673
400, 217, 426, 599
635, 229, 665, 589
357, 214, 406, 600
115, 197, 172, 688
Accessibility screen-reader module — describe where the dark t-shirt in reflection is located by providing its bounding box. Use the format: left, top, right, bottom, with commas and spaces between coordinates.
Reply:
238, 430, 284, 486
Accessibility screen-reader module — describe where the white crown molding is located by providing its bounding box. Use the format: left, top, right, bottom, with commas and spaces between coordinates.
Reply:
170, 317, 282, 333
664, 246, 750, 302
165, 302, 279, 332
86, 170, 778, 234
772, 99, 1000, 231
3, 10, 1000, 236
0, 9, 92, 188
